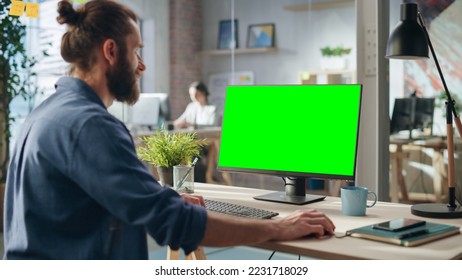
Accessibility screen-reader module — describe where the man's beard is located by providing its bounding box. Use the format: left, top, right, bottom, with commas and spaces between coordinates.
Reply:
106, 51, 139, 105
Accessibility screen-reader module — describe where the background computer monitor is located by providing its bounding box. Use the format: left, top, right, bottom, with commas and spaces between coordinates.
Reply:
131, 94, 161, 130
107, 93, 170, 129
390, 97, 435, 139
390, 98, 415, 138
141, 93, 171, 122
414, 98, 435, 134
218, 84, 362, 205
107, 100, 129, 123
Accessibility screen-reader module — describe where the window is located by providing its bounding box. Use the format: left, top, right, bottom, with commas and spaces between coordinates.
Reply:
9, 0, 66, 149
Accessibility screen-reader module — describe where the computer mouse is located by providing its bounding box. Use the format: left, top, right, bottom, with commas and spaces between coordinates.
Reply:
304, 230, 332, 239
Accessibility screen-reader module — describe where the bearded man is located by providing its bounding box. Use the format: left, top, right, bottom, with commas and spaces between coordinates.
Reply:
3, 0, 334, 260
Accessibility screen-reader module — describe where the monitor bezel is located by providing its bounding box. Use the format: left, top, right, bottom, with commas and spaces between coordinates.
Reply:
217, 166, 356, 181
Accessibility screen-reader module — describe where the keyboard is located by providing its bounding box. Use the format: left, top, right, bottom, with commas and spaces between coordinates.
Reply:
204, 199, 279, 219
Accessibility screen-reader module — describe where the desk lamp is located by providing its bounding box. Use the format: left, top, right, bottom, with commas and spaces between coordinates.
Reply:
386, 2, 462, 218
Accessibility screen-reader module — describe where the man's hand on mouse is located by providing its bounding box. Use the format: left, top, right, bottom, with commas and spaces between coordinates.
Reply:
271, 209, 335, 241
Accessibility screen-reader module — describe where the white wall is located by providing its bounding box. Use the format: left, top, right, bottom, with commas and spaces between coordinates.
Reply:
125, 0, 170, 94
200, 0, 357, 85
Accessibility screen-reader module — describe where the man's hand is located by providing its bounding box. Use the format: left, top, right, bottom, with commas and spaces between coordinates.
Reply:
180, 193, 205, 207
202, 208, 336, 247
272, 209, 335, 241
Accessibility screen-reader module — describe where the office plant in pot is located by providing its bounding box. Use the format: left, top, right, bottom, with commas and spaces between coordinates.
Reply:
137, 128, 207, 186
1, 1, 48, 232
320, 45, 351, 70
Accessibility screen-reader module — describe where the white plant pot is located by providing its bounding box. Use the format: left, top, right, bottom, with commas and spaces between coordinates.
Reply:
320, 57, 347, 70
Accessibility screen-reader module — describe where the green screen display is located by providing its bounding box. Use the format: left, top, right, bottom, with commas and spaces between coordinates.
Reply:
218, 84, 362, 180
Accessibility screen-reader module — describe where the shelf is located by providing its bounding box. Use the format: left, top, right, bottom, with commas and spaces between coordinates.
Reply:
304, 69, 356, 75
300, 69, 356, 84
199, 47, 277, 56
284, 0, 354, 12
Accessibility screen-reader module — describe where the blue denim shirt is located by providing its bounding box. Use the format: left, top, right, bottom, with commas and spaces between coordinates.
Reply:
3, 77, 207, 259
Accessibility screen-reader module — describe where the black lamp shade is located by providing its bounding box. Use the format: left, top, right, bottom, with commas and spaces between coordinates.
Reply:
386, 3, 429, 60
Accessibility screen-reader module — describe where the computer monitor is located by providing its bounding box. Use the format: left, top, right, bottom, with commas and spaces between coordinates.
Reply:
141, 93, 171, 122
108, 94, 170, 129
390, 98, 415, 138
131, 94, 161, 129
218, 84, 362, 205
107, 101, 129, 123
390, 97, 435, 139
414, 98, 435, 134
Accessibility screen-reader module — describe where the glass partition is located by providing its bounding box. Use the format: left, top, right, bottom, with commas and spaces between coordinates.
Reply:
201, 0, 357, 117
388, 0, 462, 202
389, 0, 461, 137
199, 0, 357, 189
12, 0, 357, 189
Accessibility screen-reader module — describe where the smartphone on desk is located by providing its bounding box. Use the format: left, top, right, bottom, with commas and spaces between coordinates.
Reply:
373, 218, 426, 232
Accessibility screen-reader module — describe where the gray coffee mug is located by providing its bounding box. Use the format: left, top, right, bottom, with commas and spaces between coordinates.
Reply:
341, 186, 377, 216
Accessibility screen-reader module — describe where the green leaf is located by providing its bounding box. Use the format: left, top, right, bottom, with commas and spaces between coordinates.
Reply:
136, 127, 207, 167
320, 45, 352, 57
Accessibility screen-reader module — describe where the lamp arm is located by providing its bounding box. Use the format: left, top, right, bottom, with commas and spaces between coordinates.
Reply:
417, 13, 462, 137
418, 12, 460, 208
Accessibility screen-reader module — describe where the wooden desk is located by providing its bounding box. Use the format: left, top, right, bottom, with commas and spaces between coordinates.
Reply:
389, 138, 413, 202
410, 138, 449, 203
389, 137, 450, 203
134, 126, 222, 139
195, 183, 462, 259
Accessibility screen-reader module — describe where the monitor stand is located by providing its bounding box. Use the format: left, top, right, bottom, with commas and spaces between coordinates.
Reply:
253, 178, 326, 205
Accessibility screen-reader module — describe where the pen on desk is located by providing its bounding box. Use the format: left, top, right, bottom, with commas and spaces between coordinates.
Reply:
176, 157, 199, 190
397, 229, 429, 239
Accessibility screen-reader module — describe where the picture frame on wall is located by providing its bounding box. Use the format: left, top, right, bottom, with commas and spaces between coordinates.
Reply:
247, 23, 275, 48
218, 19, 238, 49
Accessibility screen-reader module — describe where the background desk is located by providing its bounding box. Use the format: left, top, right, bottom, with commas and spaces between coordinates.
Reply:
389, 137, 456, 203
195, 183, 462, 259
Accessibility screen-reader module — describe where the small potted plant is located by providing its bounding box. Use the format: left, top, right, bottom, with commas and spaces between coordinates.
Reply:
136, 127, 207, 186
320, 45, 351, 70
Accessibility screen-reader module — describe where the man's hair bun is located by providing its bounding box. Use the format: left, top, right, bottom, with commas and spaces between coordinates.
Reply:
56, 0, 138, 73
57, 0, 82, 25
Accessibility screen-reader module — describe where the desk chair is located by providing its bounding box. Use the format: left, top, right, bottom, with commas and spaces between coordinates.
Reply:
167, 246, 206, 260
